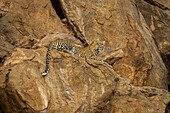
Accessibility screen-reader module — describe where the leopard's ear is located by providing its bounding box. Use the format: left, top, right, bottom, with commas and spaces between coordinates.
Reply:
91, 39, 98, 44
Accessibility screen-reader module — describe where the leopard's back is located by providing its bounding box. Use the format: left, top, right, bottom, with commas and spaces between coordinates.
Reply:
52, 39, 75, 53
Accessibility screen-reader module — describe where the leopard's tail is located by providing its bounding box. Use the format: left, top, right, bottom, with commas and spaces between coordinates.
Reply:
42, 43, 55, 76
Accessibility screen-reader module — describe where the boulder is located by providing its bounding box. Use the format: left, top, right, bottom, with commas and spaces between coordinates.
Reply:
0, 47, 169, 112
59, 0, 168, 89
136, 0, 170, 92
0, 0, 169, 112
0, 0, 68, 63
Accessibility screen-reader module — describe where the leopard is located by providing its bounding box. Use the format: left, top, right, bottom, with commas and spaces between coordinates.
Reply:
42, 39, 105, 76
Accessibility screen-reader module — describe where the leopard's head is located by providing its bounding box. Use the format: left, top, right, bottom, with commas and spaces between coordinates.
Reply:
91, 39, 105, 55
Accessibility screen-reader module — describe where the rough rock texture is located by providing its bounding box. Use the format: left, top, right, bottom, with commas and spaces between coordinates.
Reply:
0, 47, 169, 113
0, 0, 169, 112
136, 0, 170, 91
136, 0, 170, 55
59, 0, 168, 89
0, 0, 68, 63
0, 35, 14, 67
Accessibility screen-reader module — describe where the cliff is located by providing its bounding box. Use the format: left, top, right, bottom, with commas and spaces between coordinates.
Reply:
0, 0, 169, 112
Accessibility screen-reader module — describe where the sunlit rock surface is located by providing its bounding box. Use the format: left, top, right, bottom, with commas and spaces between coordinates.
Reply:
59, 0, 168, 89
0, 0, 169, 112
0, 47, 169, 112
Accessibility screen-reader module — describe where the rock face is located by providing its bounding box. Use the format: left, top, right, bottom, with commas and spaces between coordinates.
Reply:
136, 0, 170, 91
136, 0, 170, 55
0, 0, 169, 112
0, 0, 68, 64
59, 0, 168, 89
0, 47, 169, 112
